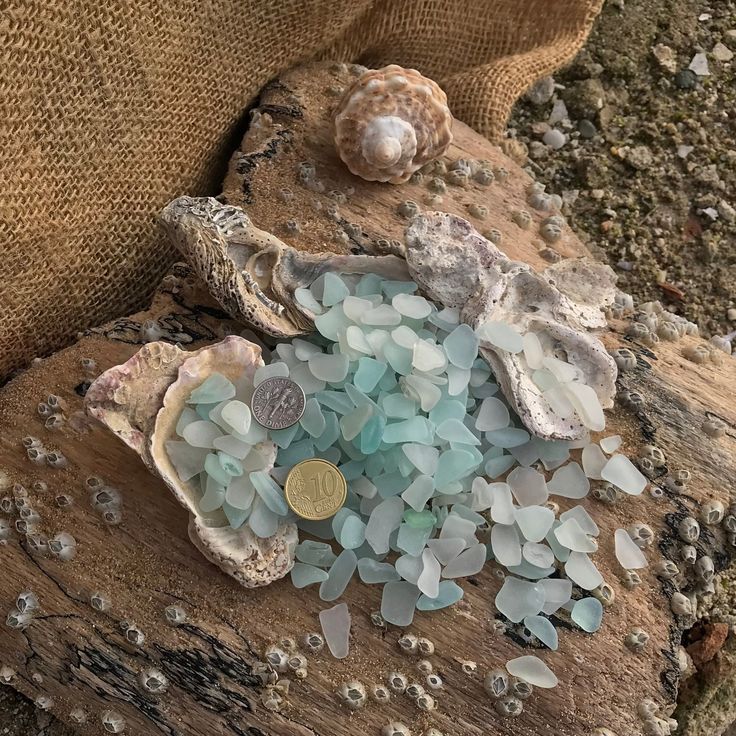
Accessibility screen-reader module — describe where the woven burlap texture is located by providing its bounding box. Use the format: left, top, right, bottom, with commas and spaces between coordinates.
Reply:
0, 0, 602, 381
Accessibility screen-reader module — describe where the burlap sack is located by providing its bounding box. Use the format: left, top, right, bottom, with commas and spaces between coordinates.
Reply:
0, 0, 602, 381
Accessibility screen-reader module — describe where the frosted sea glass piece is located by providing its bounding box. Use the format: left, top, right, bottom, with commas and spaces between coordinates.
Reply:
446, 365, 471, 395
582, 443, 608, 480
514, 506, 555, 542
358, 558, 401, 584
571, 597, 603, 632
320, 602, 351, 659
338, 515, 367, 550
426, 538, 465, 565
491, 524, 522, 567
507, 559, 555, 580
391, 325, 419, 349
437, 418, 480, 446
476, 397, 510, 431
354, 358, 387, 393
486, 454, 516, 479
292, 338, 322, 362
402, 444, 439, 475
554, 518, 597, 553
543, 385, 575, 419
539, 578, 573, 615
291, 563, 329, 588
295, 287, 324, 315
250, 471, 289, 515
365, 497, 404, 554
418, 548, 442, 597
412, 340, 446, 372
381, 581, 420, 626
316, 390, 355, 415
521, 542, 555, 577
495, 577, 544, 622
199, 476, 226, 513
444, 324, 479, 369
417, 580, 464, 610
614, 528, 648, 569
343, 325, 371, 356
355, 272, 382, 296
342, 295, 373, 323
382, 393, 418, 419
249, 499, 279, 538
395, 554, 423, 585
476, 321, 523, 353
351, 475, 377, 499
290, 362, 327, 395
182, 420, 223, 449
524, 615, 559, 650
319, 549, 358, 601
397, 524, 432, 556
559, 506, 599, 536
393, 293, 432, 319
224, 474, 255, 510
442, 543, 486, 578
339, 405, 373, 441
296, 540, 337, 567
440, 514, 477, 548
218, 452, 243, 477
563, 382, 606, 432
486, 427, 530, 448
308, 353, 350, 383
435, 450, 476, 489
374, 471, 410, 498
401, 475, 435, 512
383, 417, 434, 445
401, 374, 441, 411
213, 434, 251, 459
600, 435, 622, 454
222, 501, 250, 529
314, 411, 340, 452
315, 306, 348, 341
506, 656, 558, 688
507, 466, 549, 507
522, 332, 544, 369
362, 304, 402, 326
322, 272, 349, 306
564, 551, 603, 590
547, 461, 589, 499
489, 483, 515, 525
470, 476, 493, 511
166, 441, 209, 481
176, 407, 200, 436
545, 521, 570, 563
543, 356, 579, 383
382, 280, 417, 298
383, 341, 413, 376
188, 373, 236, 405
204, 453, 231, 485
298, 397, 326, 438
601, 454, 647, 495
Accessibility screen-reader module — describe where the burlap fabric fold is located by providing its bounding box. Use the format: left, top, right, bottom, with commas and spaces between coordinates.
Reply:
0, 0, 602, 381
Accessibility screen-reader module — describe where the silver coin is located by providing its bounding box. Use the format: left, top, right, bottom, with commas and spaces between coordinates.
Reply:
251, 377, 306, 430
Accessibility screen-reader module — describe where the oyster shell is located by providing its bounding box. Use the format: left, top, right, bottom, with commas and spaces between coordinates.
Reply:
86, 335, 297, 588
161, 197, 617, 441
160, 196, 411, 335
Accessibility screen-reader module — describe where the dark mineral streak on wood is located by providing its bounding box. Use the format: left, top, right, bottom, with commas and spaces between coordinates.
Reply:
0, 62, 735, 736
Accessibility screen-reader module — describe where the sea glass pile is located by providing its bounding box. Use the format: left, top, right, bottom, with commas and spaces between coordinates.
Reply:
167, 271, 649, 649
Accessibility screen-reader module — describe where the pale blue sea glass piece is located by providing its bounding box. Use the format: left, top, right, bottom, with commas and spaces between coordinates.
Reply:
523, 615, 559, 650
291, 563, 329, 588
444, 324, 479, 370
571, 597, 603, 632
381, 581, 420, 625
358, 558, 401, 583
319, 549, 358, 601
354, 357, 387, 393
416, 580, 464, 610
250, 471, 288, 515
300, 397, 327, 437
187, 373, 236, 405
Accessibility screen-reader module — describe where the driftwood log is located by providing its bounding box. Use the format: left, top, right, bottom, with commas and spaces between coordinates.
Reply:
0, 63, 734, 736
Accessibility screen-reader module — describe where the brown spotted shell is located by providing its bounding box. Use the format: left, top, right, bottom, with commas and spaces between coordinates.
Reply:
333, 65, 453, 184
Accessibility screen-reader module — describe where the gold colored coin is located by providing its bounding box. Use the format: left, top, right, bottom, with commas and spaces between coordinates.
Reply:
285, 459, 347, 521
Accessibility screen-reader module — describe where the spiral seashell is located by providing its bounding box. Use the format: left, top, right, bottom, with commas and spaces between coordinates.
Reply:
333, 65, 453, 184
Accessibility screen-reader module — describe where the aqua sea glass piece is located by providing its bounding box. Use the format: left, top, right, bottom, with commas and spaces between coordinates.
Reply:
316, 390, 355, 414
403, 509, 436, 529
435, 449, 476, 489
486, 427, 530, 448
270, 422, 301, 449
437, 418, 480, 446
176, 407, 200, 436
250, 471, 288, 515
296, 540, 337, 567
338, 514, 367, 550
225, 474, 256, 510
416, 580, 464, 611
381, 393, 417, 418
217, 452, 243, 477
384, 341, 413, 375
340, 404, 373, 441
204, 452, 232, 485
295, 287, 324, 315
199, 475, 226, 513
248, 498, 279, 538
429, 398, 466, 425
363, 304, 402, 327
277, 438, 315, 467
314, 411, 340, 452
381, 280, 417, 298
570, 597, 603, 632
315, 305, 348, 341
443, 324, 479, 370
308, 353, 350, 383
365, 497, 404, 554
222, 501, 250, 529
166, 441, 209, 481
182, 420, 223, 449
354, 357, 387, 393
187, 373, 236, 405
356, 272, 382, 296
383, 417, 433, 445
397, 523, 432, 556
523, 615, 558, 650
299, 397, 326, 437
381, 581, 420, 626
359, 414, 386, 454
319, 549, 358, 601
373, 471, 410, 498
391, 325, 419, 349
495, 576, 545, 622
291, 563, 329, 588
358, 558, 400, 583
322, 272, 350, 306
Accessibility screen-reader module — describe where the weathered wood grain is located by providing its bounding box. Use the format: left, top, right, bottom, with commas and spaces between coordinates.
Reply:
0, 63, 734, 736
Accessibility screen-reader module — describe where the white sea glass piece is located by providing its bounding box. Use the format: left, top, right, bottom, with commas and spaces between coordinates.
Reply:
522, 542, 555, 568
507, 466, 548, 507
476, 321, 523, 353
506, 656, 558, 688
539, 578, 573, 615
412, 340, 447, 372
393, 293, 432, 319
599, 435, 622, 454
614, 528, 648, 569
559, 506, 599, 536
489, 483, 515, 525
582, 443, 608, 480
365, 497, 404, 554
402, 444, 439, 475
381, 581, 420, 626
401, 475, 435, 512
476, 397, 510, 431
395, 553, 423, 585
601, 455, 647, 495
320, 603, 351, 659
554, 518, 597, 553
418, 548, 441, 597
491, 524, 522, 567
564, 551, 603, 590
547, 461, 589, 499
182, 420, 223, 448
440, 513, 478, 548
563, 382, 606, 432
522, 332, 544, 369
427, 538, 465, 565
495, 577, 544, 622
441, 543, 486, 578
515, 505, 555, 543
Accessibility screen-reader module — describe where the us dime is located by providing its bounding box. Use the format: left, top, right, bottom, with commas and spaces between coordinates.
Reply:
251, 377, 306, 430
285, 459, 347, 521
